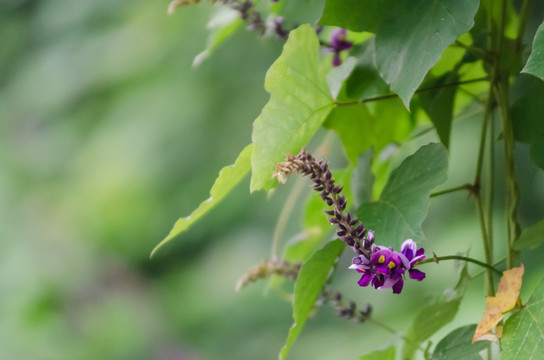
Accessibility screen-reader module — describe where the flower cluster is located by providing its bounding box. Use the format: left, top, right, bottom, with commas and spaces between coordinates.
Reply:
274, 149, 426, 294
350, 239, 426, 294
323, 28, 353, 67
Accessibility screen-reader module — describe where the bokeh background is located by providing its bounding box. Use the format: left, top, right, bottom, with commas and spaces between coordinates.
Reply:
2, 1, 544, 359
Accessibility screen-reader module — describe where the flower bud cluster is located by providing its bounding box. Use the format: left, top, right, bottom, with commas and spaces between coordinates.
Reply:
274, 149, 427, 294
320, 288, 372, 323
235, 258, 300, 291
274, 149, 373, 258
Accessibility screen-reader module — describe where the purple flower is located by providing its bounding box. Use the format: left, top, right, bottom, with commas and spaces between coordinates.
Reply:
399, 239, 427, 281
323, 28, 353, 67
349, 238, 426, 294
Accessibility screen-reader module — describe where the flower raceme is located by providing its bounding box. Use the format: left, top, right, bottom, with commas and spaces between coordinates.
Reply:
274, 150, 426, 294
350, 239, 426, 294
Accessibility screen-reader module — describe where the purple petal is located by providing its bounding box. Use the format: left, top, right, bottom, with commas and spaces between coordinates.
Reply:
330, 28, 347, 48
392, 278, 404, 294
332, 53, 342, 67
416, 248, 425, 257
409, 269, 426, 281
398, 252, 411, 269
401, 239, 417, 253
358, 273, 372, 287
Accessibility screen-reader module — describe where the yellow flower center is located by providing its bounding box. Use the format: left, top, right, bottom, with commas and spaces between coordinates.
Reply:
378, 255, 385, 263
388, 261, 396, 269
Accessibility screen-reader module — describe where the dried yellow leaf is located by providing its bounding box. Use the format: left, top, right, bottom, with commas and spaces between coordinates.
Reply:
472, 264, 524, 344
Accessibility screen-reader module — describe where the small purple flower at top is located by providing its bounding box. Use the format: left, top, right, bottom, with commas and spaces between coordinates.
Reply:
323, 28, 353, 67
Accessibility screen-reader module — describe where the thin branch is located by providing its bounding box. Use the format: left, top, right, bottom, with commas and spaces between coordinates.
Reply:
419, 254, 502, 276
335, 77, 489, 107
430, 183, 474, 197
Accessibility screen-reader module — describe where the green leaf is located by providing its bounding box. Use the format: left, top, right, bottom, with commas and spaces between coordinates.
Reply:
513, 219, 544, 250
511, 75, 544, 170
324, 101, 412, 164
351, 149, 375, 208
403, 265, 470, 358
193, 9, 243, 67
523, 20, 544, 81
319, 0, 394, 33
327, 56, 357, 100
251, 25, 335, 192
280, 239, 345, 359
151, 144, 253, 257
345, 39, 390, 102
323, 105, 375, 164
356, 143, 448, 248
359, 346, 396, 360
432, 325, 488, 360
375, 0, 479, 108
501, 278, 544, 358
419, 71, 459, 149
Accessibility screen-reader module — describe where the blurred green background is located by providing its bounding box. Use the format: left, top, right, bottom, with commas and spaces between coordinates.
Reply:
1, 1, 544, 359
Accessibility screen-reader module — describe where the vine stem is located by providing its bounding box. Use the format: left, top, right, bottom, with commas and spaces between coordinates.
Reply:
495, 80, 521, 269
419, 255, 502, 276
473, 84, 496, 296
430, 183, 473, 197
335, 77, 489, 107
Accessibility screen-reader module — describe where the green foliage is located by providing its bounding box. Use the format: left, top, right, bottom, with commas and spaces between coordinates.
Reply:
523, 20, 544, 81
402, 266, 469, 358
375, 0, 479, 107
501, 278, 544, 358
356, 143, 448, 248
359, 346, 395, 360
319, 0, 391, 33
344, 39, 390, 102
432, 325, 488, 360
251, 24, 335, 192
511, 75, 544, 170
151, 144, 253, 256
419, 71, 459, 149
513, 218, 544, 250
280, 239, 345, 360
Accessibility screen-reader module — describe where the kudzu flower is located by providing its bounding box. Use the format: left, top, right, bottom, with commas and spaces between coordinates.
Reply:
274, 149, 427, 295
350, 239, 426, 294
323, 28, 352, 67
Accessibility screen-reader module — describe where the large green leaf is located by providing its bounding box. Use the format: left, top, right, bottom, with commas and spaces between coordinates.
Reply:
356, 143, 448, 248
403, 266, 470, 358
511, 75, 544, 170
318, 0, 394, 33
513, 218, 544, 250
419, 71, 459, 149
279, 239, 345, 360
151, 144, 253, 256
501, 278, 544, 358
432, 324, 488, 360
251, 25, 335, 192
375, 0, 479, 108
359, 346, 395, 360
523, 20, 544, 81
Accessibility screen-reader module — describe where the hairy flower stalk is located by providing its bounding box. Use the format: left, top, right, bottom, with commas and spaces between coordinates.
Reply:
274, 149, 427, 294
